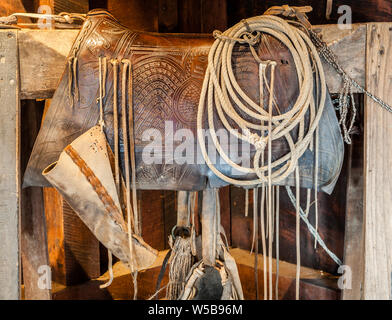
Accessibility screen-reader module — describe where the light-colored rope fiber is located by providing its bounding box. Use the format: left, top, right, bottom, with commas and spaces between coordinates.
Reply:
98, 56, 107, 131
166, 236, 193, 300
110, 59, 120, 194
197, 12, 327, 301
197, 14, 326, 188
120, 59, 139, 299
275, 186, 280, 300
285, 186, 343, 266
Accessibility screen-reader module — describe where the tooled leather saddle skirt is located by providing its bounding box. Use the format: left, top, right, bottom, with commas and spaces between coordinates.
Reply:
23, 9, 343, 193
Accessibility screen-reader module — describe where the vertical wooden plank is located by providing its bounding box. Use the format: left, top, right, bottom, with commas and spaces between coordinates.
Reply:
43, 187, 66, 285
62, 200, 101, 284
0, 30, 20, 300
201, 0, 227, 33
43, 187, 101, 286
342, 97, 364, 300
158, 0, 178, 33
140, 191, 165, 250
177, 0, 201, 33
163, 190, 176, 250
20, 99, 51, 300
107, 0, 159, 32
363, 22, 392, 300
51, 0, 89, 14
88, 0, 107, 10
33, 0, 89, 14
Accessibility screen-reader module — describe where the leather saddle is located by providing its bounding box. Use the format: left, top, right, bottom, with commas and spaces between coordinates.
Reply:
24, 9, 344, 194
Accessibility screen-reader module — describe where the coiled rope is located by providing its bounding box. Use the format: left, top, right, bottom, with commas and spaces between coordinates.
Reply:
197, 14, 326, 187
197, 12, 328, 301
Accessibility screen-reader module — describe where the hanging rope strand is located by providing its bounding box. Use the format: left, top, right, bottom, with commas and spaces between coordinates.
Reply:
110, 59, 120, 194
197, 14, 326, 187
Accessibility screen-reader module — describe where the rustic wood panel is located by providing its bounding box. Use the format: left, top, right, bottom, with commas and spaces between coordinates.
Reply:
16, 23, 367, 100
158, 0, 178, 33
231, 161, 347, 276
88, 0, 107, 10
43, 187, 65, 284
233, 248, 339, 300
107, 0, 158, 31
18, 29, 76, 99
342, 96, 364, 300
52, 249, 169, 300
317, 24, 366, 94
178, 0, 201, 33
52, 248, 338, 300
363, 22, 392, 300
140, 190, 165, 250
0, 0, 30, 23
31, 0, 89, 14
52, 0, 89, 14
20, 99, 51, 300
0, 30, 20, 300
43, 188, 100, 286
226, 0, 392, 26
200, 0, 227, 33
163, 190, 177, 249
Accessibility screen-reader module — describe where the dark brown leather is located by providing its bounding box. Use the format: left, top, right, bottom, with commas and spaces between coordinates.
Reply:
24, 9, 343, 193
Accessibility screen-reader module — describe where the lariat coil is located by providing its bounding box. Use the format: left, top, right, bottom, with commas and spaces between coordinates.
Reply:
197, 14, 326, 187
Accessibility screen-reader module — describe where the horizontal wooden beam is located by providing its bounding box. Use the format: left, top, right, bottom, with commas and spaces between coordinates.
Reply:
317, 24, 366, 93
17, 24, 367, 99
48, 248, 338, 300
18, 30, 76, 99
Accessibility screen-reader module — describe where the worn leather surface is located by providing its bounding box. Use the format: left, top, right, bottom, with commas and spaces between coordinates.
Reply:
42, 125, 158, 270
24, 9, 344, 194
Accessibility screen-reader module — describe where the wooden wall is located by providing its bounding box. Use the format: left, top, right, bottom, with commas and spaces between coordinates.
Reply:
92, 0, 348, 277
227, 0, 392, 25
14, 0, 391, 299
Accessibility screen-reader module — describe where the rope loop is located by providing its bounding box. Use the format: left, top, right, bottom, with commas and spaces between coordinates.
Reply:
213, 29, 261, 46
198, 14, 327, 187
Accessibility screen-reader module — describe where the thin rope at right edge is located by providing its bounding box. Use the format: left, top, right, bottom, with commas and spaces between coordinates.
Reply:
285, 186, 343, 266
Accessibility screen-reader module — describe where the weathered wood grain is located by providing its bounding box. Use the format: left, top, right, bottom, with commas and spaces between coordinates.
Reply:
43, 187, 101, 286
230, 177, 346, 276
317, 24, 366, 93
342, 110, 364, 300
0, 30, 21, 300
140, 190, 165, 250
158, 0, 178, 33
363, 23, 392, 300
200, 0, 227, 33
51, 248, 338, 300
107, 0, 159, 32
17, 24, 367, 99
18, 29, 76, 99
20, 99, 51, 300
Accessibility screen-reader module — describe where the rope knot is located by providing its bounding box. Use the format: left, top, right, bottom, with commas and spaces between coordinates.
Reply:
241, 31, 261, 46
212, 30, 223, 40
264, 5, 313, 29
60, 14, 73, 24
213, 29, 261, 46
243, 128, 267, 151
281, 5, 297, 17
0, 15, 17, 25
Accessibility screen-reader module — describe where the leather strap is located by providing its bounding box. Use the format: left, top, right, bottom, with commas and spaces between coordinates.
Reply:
264, 5, 313, 29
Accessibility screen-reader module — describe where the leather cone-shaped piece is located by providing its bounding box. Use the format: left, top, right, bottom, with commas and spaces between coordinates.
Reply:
43, 125, 157, 271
